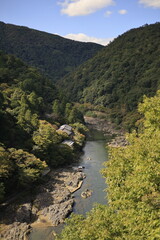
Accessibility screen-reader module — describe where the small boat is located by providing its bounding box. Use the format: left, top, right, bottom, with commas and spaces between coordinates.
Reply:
78, 166, 85, 171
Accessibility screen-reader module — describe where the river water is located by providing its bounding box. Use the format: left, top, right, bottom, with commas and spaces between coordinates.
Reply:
29, 129, 109, 240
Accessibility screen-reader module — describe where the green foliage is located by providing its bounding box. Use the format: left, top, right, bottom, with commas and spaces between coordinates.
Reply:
58, 144, 74, 165
0, 51, 58, 147
0, 145, 46, 201
59, 23, 160, 128
8, 148, 47, 187
85, 111, 97, 118
32, 120, 60, 166
57, 91, 160, 240
138, 91, 160, 132
51, 100, 84, 124
0, 145, 14, 180
71, 123, 88, 135
0, 21, 102, 82
33, 120, 61, 148
0, 51, 87, 201
0, 183, 5, 202
52, 99, 61, 115
65, 103, 72, 120
32, 120, 75, 167
0, 91, 4, 107
67, 107, 84, 124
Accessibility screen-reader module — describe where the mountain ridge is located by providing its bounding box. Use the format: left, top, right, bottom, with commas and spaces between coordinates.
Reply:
0, 21, 103, 82
58, 22, 160, 128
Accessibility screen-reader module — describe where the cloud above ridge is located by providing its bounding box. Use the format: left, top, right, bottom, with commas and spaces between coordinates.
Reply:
59, 0, 115, 16
139, 0, 160, 8
64, 33, 114, 45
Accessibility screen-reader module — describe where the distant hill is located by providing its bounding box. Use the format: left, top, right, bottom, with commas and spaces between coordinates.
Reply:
0, 21, 103, 82
59, 23, 160, 128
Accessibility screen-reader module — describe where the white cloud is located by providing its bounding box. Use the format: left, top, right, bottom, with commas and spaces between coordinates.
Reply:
105, 10, 112, 17
59, 0, 115, 16
139, 0, 160, 8
64, 33, 114, 45
118, 9, 127, 15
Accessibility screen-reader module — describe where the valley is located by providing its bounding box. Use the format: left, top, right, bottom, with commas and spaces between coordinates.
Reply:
0, 21, 160, 240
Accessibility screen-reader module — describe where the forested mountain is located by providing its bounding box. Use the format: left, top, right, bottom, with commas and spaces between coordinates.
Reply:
0, 20, 160, 239
0, 21, 103, 82
0, 51, 87, 201
59, 23, 160, 129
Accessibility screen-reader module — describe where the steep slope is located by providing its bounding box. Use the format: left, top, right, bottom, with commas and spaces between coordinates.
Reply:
0, 51, 88, 201
59, 23, 160, 127
0, 21, 103, 82
0, 51, 58, 148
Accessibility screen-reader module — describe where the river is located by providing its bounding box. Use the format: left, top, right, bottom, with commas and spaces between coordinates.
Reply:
29, 129, 109, 240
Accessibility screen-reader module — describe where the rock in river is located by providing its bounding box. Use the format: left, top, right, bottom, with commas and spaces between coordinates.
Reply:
81, 189, 93, 199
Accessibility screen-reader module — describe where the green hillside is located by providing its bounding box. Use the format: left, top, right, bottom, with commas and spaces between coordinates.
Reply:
59, 23, 160, 128
0, 51, 87, 201
0, 21, 103, 82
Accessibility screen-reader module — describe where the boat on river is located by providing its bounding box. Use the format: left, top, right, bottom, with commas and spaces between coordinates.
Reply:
78, 166, 85, 171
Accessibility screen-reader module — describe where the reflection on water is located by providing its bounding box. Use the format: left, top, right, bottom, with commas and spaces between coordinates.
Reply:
29, 227, 54, 240
73, 139, 108, 215
29, 129, 108, 240
29, 224, 65, 240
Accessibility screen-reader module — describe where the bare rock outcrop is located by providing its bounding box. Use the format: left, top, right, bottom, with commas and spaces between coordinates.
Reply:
0, 168, 85, 239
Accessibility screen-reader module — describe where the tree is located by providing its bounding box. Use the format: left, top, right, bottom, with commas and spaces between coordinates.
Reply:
28, 91, 43, 113
65, 103, 72, 120
0, 145, 13, 201
52, 99, 61, 115
32, 120, 62, 166
0, 91, 4, 108
56, 91, 160, 240
68, 107, 84, 124
0, 183, 5, 202
8, 148, 47, 187
0, 145, 14, 179
33, 120, 61, 148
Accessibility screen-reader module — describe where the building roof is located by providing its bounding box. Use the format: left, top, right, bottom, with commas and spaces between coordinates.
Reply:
59, 124, 72, 131
59, 124, 73, 135
62, 140, 74, 147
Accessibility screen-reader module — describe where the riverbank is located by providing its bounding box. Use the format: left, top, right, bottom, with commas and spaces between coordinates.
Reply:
0, 116, 126, 240
0, 168, 85, 240
84, 116, 128, 147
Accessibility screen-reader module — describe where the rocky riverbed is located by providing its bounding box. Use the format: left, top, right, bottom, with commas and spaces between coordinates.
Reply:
0, 116, 127, 240
0, 168, 85, 240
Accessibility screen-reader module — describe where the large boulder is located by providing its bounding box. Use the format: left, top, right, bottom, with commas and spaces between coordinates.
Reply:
45, 199, 74, 226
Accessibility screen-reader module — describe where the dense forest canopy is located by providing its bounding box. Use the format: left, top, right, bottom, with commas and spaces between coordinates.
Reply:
56, 91, 160, 240
0, 21, 103, 82
0, 51, 88, 202
59, 22, 160, 129
1, 22, 160, 129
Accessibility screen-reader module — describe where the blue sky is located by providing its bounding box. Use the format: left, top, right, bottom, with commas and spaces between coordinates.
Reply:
1, 0, 160, 45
